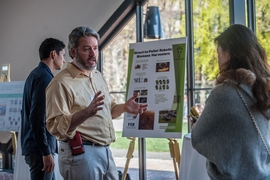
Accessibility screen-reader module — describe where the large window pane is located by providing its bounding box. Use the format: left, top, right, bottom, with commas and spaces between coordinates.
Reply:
193, 0, 230, 89
103, 17, 136, 92
102, 1, 188, 177
146, 0, 186, 40
194, 89, 211, 108
103, 1, 187, 93
255, 0, 270, 59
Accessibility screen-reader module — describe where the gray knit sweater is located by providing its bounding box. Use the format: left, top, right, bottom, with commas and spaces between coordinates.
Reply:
191, 69, 270, 180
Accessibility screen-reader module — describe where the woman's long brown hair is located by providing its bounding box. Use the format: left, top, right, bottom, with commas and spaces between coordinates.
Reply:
215, 24, 270, 114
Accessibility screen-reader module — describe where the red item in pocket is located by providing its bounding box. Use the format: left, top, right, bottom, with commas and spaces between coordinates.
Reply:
69, 131, 85, 155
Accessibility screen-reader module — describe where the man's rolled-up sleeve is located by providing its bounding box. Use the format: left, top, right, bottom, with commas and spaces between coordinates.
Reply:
46, 80, 76, 140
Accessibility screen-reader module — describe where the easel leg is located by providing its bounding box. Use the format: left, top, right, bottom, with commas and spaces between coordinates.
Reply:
122, 137, 135, 180
168, 138, 179, 180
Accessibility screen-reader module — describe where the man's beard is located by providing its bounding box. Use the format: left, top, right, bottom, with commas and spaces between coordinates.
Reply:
75, 54, 97, 71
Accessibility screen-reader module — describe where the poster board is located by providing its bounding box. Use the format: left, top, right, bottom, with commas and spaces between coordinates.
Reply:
122, 37, 187, 138
0, 81, 24, 131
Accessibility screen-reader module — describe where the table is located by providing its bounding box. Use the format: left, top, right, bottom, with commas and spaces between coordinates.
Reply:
179, 133, 209, 180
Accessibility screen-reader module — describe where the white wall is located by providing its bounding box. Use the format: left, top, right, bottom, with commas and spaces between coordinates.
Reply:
0, 0, 123, 81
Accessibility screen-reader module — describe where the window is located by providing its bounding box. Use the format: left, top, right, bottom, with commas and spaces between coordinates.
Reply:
255, 0, 270, 59
193, 0, 229, 101
102, 0, 187, 175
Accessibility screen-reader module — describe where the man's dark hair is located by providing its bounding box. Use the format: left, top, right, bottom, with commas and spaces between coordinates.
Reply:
39, 38, 65, 60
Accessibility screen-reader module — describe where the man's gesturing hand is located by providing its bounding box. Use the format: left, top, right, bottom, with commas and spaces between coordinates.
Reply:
86, 91, 105, 117
124, 93, 148, 115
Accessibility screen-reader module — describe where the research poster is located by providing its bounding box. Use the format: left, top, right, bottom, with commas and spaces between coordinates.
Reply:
0, 81, 24, 131
122, 37, 187, 138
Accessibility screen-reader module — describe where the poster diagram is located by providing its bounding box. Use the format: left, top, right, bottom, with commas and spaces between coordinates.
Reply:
122, 37, 187, 138
0, 81, 24, 131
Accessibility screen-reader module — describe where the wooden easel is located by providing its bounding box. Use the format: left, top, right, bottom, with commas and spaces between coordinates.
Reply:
168, 138, 181, 180
121, 137, 181, 180
1, 63, 11, 82
121, 137, 136, 180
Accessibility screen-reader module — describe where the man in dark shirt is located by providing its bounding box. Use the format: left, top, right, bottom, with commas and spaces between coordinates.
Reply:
21, 38, 65, 180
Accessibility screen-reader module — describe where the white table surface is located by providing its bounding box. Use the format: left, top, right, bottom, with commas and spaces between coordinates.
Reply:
179, 133, 209, 180
13, 130, 63, 180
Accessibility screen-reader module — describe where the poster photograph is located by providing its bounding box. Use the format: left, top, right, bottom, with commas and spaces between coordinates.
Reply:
122, 37, 187, 138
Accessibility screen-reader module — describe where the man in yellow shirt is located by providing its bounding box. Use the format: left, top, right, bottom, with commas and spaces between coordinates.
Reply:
46, 26, 148, 180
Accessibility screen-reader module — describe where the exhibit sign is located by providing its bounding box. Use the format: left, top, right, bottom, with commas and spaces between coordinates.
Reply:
0, 81, 24, 131
122, 37, 187, 138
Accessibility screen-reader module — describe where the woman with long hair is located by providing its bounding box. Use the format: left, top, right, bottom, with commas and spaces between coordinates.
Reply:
191, 24, 270, 179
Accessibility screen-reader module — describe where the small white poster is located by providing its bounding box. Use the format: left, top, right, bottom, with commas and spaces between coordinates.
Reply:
122, 37, 187, 138
0, 81, 24, 131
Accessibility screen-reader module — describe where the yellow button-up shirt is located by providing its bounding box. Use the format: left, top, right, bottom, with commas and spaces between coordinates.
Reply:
46, 63, 116, 145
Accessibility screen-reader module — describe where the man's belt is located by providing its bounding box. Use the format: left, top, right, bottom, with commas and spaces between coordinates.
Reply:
82, 140, 109, 147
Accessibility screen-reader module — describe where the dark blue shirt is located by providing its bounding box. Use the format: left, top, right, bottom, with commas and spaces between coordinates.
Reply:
21, 62, 57, 156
